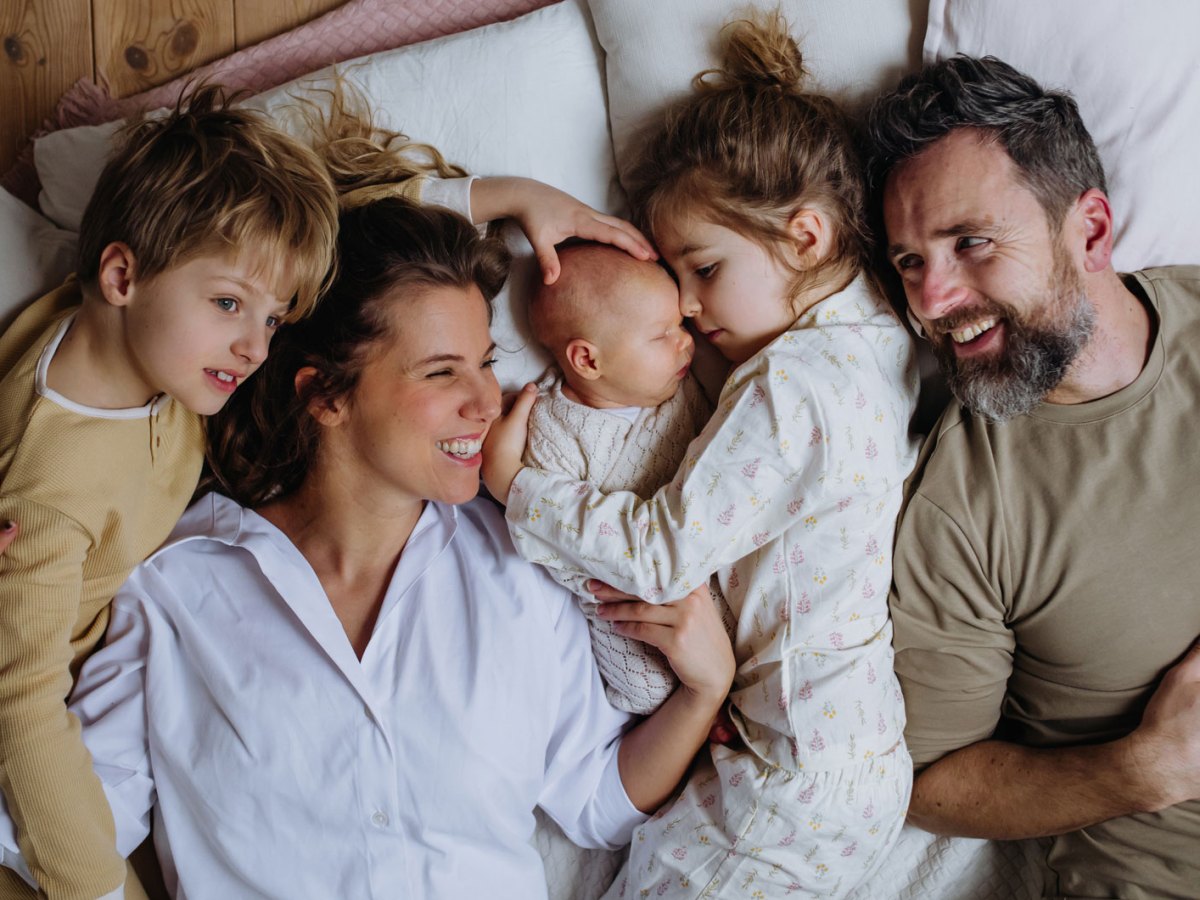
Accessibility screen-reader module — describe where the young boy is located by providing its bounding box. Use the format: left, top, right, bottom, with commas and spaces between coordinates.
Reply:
521, 242, 732, 714
0, 85, 338, 900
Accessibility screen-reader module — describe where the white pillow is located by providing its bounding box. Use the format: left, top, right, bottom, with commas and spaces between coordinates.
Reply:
587, 0, 923, 185
0, 188, 78, 334
34, 0, 620, 390
925, 0, 1200, 273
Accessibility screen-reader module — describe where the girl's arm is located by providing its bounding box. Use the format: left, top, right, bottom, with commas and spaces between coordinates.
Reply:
469, 176, 655, 283
485, 356, 830, 603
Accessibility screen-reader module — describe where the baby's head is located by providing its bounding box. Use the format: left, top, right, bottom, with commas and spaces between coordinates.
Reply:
530, 242, 693, 409
626, 11, 867, 364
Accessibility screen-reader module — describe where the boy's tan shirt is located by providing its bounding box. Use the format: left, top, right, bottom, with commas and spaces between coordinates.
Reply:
0, 282, 204, 899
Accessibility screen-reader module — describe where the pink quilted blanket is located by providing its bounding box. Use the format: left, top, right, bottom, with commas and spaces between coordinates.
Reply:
1, 0, 556, 206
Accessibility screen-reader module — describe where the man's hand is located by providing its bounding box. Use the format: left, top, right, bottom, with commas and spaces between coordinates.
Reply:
481, 383, 538, 504
470, 177, 655, 284
1124, 639, 1200, 811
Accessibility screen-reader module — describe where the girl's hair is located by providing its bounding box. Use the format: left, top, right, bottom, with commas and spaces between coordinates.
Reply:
205, 97, 510, 508
626, 10, 867, 302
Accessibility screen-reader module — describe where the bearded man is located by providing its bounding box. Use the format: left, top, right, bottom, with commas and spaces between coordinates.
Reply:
867, 56, 1200, 899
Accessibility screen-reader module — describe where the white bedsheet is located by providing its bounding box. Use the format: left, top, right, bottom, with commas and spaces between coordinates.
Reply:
538, 818, 1047, 900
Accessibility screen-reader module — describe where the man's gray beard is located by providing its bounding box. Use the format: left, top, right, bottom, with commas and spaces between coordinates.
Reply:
935, 286, 1096, 424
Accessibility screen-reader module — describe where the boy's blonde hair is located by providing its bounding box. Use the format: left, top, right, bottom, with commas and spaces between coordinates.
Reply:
626, 10, 867, 303
75, 83, 338, 320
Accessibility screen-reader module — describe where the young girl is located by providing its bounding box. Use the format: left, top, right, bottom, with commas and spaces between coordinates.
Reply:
484, 12, 919, 898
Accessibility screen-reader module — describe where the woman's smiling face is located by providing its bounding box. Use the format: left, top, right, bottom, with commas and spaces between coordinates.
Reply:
330, 282, 501, 509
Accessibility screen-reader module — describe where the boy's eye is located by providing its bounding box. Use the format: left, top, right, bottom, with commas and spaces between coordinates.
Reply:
894, 254, 921, 272
265, 315, 282, 329
215, 297, 238, 312
695, 264, 716, 279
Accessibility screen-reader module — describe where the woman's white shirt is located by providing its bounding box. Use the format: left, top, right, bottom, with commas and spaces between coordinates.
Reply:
5, 492, 641, 899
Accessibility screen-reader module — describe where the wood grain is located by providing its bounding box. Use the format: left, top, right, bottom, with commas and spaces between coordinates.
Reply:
234, 0, 343, 50
94, 0, 236, 98
0, 0, 92, 173
0, 1, 349, 181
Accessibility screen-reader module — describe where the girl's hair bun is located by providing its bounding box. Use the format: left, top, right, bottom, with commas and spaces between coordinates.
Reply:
697, 9, 807, 93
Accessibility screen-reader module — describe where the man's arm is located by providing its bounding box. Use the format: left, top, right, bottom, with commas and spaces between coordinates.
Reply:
893, 490, 1200, 839
911, 641, 1200, 838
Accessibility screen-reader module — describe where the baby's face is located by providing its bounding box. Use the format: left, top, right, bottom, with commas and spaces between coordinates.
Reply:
593, 277, 694, 408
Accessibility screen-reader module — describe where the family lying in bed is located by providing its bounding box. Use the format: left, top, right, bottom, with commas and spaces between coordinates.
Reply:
0, 10, 1197, 900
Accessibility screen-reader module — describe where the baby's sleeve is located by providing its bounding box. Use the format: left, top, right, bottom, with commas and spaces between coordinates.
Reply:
522, 394, 680, 714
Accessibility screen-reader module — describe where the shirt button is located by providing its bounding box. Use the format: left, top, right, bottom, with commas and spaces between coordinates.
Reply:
371, 810, 389, 827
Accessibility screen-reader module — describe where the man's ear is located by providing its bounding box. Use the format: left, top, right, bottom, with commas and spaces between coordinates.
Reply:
785, 207, 833, 267
1071, 188, 1115, 274
296, 367, 345, 426
96, 242, 137, 308
564, 338, 603, 382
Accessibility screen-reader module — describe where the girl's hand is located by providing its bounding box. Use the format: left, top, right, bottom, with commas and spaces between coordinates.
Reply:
470, 177, 655, 284
597, 583, 735, 706
481, 383, 538, 504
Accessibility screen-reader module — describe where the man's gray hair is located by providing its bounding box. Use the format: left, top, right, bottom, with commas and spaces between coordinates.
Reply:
866, 55, 1106, 229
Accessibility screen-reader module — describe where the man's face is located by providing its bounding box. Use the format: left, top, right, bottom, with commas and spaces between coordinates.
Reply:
882, 129, 1094, 422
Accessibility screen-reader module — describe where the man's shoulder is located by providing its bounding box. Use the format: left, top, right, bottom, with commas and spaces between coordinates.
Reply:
1134, 264, 1200, 285
1129, 265, 1200, 310
904, 402, 1009, 511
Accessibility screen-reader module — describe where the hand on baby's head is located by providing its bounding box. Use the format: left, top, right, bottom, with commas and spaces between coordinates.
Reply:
529, 243, 693, 411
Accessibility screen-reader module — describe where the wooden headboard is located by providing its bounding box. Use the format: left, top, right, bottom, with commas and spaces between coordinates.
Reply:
0, 0, 345, 174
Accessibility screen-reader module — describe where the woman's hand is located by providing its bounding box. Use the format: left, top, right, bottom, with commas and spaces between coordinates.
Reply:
470, 177, 655, 284
593, 582, 735, 706
481, 383, 538, 504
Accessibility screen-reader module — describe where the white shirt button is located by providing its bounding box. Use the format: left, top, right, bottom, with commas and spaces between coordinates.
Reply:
371, 810, 389, 827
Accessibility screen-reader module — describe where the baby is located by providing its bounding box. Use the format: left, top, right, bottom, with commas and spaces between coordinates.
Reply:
522, 242, 732, 714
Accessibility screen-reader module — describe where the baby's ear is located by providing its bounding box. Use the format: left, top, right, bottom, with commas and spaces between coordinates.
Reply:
564, 338, 603, 382
96, 242, 138, 308
785, 207, 833, 267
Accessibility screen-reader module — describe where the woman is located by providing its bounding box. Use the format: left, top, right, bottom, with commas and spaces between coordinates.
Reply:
0, 196, 733, 899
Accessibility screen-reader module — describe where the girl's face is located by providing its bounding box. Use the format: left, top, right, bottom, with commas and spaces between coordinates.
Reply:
656, 216, 798, 364
327, 282, 501, 509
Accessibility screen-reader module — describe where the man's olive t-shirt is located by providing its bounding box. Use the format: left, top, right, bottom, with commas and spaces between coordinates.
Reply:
891, 267, 1200, 899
